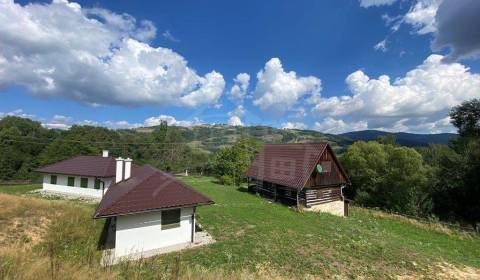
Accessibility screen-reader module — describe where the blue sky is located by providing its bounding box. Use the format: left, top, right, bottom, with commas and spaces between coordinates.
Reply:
1, 0, 479, 133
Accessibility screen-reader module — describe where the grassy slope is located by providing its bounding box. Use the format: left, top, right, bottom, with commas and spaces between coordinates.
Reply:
179, 177, 480, 278
0, 180, 479, 279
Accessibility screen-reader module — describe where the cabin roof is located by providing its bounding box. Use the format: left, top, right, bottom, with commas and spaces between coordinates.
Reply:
245, 142, 349, 189
94, 165, 214, 218
35, 156, 117, 178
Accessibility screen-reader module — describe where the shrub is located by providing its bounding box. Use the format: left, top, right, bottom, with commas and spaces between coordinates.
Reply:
219, 175, 234, 186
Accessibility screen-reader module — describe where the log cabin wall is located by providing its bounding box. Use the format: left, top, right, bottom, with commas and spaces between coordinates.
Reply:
305, 147, 347, 188
304, 187, 342, 207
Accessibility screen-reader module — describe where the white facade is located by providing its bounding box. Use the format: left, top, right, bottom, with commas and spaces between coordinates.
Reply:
42, 174, 113, 198
114, 207, 194, 257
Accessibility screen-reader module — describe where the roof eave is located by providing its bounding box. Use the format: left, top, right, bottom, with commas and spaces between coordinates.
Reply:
34, 170, 114, 178
93, 201, 215, 219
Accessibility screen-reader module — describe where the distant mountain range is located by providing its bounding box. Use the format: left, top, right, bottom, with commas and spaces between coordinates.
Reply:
136, 125, 457, 153
339, 130, 458, 147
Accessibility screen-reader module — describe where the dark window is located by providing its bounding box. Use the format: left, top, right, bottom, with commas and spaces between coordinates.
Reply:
94, 179, 101, 190
67, 177, 75, 187
50, 175, 57, 185
80, 178, 88, 188
161, 209, 181, 230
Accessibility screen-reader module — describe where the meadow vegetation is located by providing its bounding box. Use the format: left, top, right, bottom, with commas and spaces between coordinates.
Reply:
1, 178, 479, 279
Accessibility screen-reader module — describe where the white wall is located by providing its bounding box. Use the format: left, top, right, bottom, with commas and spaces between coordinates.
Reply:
42, 174, 114, 198
115, 207, 194, 257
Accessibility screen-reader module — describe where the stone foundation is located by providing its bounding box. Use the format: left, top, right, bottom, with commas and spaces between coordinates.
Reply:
305, 200, 345, 216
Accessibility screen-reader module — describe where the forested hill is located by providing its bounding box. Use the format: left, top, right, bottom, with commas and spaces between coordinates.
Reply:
340, 130, 457, 147
136, 125, 346, 154
0, 116, 456, 181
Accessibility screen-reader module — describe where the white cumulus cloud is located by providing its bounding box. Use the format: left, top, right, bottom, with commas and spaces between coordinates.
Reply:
404, 0, 441, 35
253, 58, 321, 112
227, 105, 245, 126
313, 118, 368, 134
0, 0, 225, 107
143, 115, 203, 127
311, 54, 480, 133
281, 122, 307, 130
229, 73, 250, 101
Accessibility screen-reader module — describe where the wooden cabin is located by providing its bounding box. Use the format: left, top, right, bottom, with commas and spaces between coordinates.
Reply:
245, 143, 350, 216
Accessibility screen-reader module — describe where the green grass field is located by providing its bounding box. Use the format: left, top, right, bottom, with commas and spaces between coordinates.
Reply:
0, 178, 479, 279
0, 184, 41, 195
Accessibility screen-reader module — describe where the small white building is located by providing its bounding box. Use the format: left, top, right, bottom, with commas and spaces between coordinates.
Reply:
36, 150, 117, 198
38, 152, 214, 259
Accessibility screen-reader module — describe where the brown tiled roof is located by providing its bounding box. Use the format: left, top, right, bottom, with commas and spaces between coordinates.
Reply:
94, 165, 214, 218
36, 156, 116, 178
245, 142, 329, 189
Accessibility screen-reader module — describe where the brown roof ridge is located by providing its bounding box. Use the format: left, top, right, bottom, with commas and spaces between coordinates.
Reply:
95, 165, 158, 215
263, 142, 329, 145
94, 164, 214, 218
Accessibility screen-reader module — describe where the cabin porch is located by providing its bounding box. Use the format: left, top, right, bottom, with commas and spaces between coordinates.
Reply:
247, 178, 347, 216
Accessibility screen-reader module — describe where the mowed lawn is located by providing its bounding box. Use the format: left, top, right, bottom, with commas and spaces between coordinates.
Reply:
0, 178, 479, 279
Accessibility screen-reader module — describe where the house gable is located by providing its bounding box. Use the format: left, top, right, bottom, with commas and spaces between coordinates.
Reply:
304, 145, 349, 188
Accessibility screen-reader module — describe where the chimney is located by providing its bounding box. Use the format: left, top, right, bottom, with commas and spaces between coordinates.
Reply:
102, 150, 109, 157
115, 157, 124, 183
124, 158, 132, 180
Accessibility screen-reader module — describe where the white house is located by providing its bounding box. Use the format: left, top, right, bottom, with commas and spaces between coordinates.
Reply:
36, 150, 118, 198
38, 153, 214, 260
94, 159, 214, 259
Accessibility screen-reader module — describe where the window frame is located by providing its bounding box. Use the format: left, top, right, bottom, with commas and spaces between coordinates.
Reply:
67, 177, 75, 187
80, 177, 88, 188
161, 209, 181, 230
50, 175, 57, 185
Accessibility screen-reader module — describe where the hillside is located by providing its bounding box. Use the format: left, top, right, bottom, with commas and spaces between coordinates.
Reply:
137, 124, 348, 153
136, 125, 458, 153
340, 130, 458, 147
1, 179, 479, 279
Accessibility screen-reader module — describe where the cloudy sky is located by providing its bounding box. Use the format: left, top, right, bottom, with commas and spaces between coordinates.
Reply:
0, 0, 479, 133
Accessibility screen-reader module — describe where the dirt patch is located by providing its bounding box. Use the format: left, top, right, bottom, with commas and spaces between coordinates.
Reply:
433, 262, 480, 280
0, 216, 51, 248
397, 262, 480, 280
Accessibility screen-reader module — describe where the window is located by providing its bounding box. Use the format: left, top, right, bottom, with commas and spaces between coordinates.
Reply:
50, 175, 57, 185
80, 178, 88, 188
161, 209, 181, 230
94, 179, 101, 190
67, 177, 75, 187
320, 161, 332, 173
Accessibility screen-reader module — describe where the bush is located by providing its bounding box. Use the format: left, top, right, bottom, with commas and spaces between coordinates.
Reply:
219, 175, 234, 186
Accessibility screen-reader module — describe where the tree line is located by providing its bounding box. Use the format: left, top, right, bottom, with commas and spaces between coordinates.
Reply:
0, 117, 209, 181
341, 99, 479, 230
